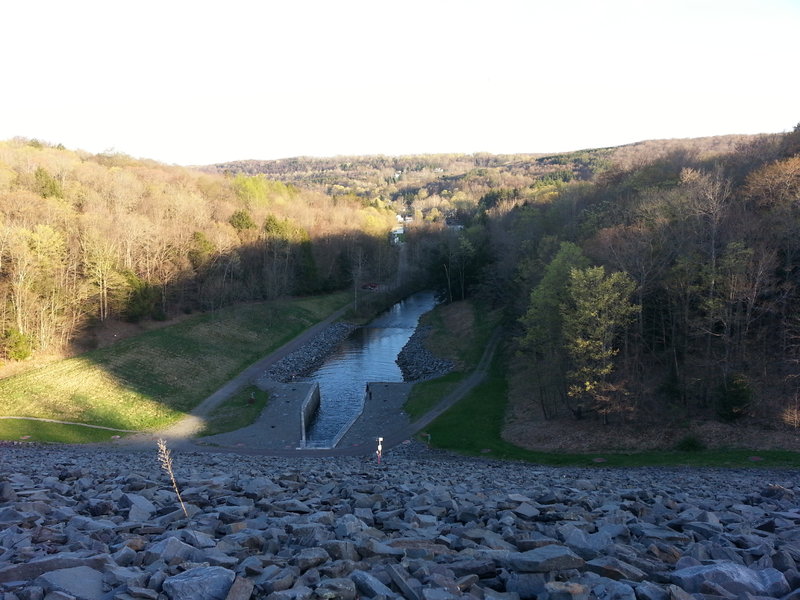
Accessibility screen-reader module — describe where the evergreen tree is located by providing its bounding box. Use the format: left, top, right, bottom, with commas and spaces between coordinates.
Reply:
561, 266, 637, 422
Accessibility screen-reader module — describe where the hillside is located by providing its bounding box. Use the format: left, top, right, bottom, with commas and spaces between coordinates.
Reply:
0, 138, 399, 363
207, 135, 761, 222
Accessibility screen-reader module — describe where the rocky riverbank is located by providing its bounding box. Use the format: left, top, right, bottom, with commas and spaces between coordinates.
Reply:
1, 444, 798, 600
397, 326, 454, 382
260, 323, 358, 383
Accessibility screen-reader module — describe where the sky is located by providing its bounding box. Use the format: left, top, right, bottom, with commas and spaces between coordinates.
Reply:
2, 0, 798, 166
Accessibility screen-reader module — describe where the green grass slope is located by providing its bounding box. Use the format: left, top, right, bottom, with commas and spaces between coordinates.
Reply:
0, 293, 348, 440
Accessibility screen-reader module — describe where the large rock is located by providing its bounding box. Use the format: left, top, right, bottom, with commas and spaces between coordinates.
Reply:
0, 555, 109, 584
34, 565, 104, 600
670, 561, 790, 596
507, 545, 585, 572
162, 566, 236, 600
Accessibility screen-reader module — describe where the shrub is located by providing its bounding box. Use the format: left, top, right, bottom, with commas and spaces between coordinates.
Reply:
2, 328, 34, 361
675, 434, 706, 452
717, 373, 751, 422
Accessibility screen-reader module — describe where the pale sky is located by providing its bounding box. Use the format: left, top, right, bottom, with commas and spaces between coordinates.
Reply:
2, 0, 798, 166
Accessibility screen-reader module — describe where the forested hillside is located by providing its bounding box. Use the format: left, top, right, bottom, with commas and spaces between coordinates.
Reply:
4, 127, 800, 437
0, 138, 399, 361
212, 129, 800, 431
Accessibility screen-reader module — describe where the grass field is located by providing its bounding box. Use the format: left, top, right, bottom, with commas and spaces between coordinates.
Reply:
0, 292, 349, 440
403, 299, 497, 421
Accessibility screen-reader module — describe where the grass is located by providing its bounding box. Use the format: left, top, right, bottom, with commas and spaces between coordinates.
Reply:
0, 419, 123, 443
405, 372, 465, 421
199, 386, 269, 437
404, 298, 497, 421
0, 292, 349, 439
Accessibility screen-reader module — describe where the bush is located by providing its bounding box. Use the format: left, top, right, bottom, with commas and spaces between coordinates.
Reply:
2, 328, 34, 360
717, 373, 751, 422
675, 434, 706, 452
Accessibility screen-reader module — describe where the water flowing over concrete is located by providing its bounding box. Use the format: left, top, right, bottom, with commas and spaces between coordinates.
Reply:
303, 291, 437, 445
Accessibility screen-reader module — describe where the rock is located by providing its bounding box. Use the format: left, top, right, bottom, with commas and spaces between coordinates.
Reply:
2, 443, 800, 600
119, 493, 156, 521
350, 569, 396, 597
314, 578, 358, 600
33, 566, 104, 600
223, 576, 254, 600
145, 536, 205, 564
0, 481, 17, 502
162, 566, 236, 600
585, 556, 648, 582
507, 545, 585, 572
543, 581, 590, 600
0, 556, 109, 584
293, 547, 329, 572
670, 561, 790, 596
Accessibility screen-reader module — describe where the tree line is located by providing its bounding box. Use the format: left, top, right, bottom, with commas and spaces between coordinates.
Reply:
461, 125, 800, 429
0, 139, 400, 360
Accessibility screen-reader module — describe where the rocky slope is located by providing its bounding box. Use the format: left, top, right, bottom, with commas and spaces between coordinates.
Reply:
1, 443, 799, 600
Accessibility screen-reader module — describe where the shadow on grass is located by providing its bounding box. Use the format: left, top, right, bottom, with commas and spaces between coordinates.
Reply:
0, 419, 121, 444
0, 292, 349, 439
198, 386, 269, 437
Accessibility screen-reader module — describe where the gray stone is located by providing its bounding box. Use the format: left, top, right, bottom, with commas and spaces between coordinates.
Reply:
386, 564, 423, 600
294, 547, 329, 572
350, 569, 395, 597
119, 493, 156, 521
0, 556, 109, 584
590, 579, 636, 600
127, 587, 159, 600
543, 581, 590, 600
34, 566, 104, 600
162, 566, 235, 600
315, 578, 358, 600
145, 536, 204, 564
585, 556, 647, 582
223, 576, 254, 600
0, 481, 17, 502
670, 561, 790, 596
320, 540, 359, 561
632, 582, 668, 600
507, 545, 585, 572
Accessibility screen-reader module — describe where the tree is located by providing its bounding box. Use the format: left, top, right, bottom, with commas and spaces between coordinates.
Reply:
229, 210, 257, 232
561, 266, 637, 422
34, 167, 63, 198
518, 242, 589, 418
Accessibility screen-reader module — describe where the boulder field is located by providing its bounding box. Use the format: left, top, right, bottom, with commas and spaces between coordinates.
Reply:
1, 443, 798, 600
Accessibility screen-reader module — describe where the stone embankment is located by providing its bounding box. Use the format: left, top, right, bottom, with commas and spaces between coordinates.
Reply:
260, 323, 358, 383
397, 326, 454, 382
2, 444, 799, 600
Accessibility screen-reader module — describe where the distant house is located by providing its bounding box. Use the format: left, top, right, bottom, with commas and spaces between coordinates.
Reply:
390, 226, 405, 244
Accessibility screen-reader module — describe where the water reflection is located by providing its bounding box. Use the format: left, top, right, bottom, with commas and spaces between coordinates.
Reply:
303, 291, 436, 444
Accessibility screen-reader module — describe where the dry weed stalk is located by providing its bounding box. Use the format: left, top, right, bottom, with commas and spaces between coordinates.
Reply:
157, 438, 189, 518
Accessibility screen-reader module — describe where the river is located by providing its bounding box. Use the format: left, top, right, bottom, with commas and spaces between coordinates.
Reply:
303, 291, 437, 446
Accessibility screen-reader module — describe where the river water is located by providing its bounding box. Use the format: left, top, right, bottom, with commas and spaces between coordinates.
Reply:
303, 291, 437, 446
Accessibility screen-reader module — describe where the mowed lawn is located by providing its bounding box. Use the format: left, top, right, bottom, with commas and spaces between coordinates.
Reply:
0, 293, 349, 435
